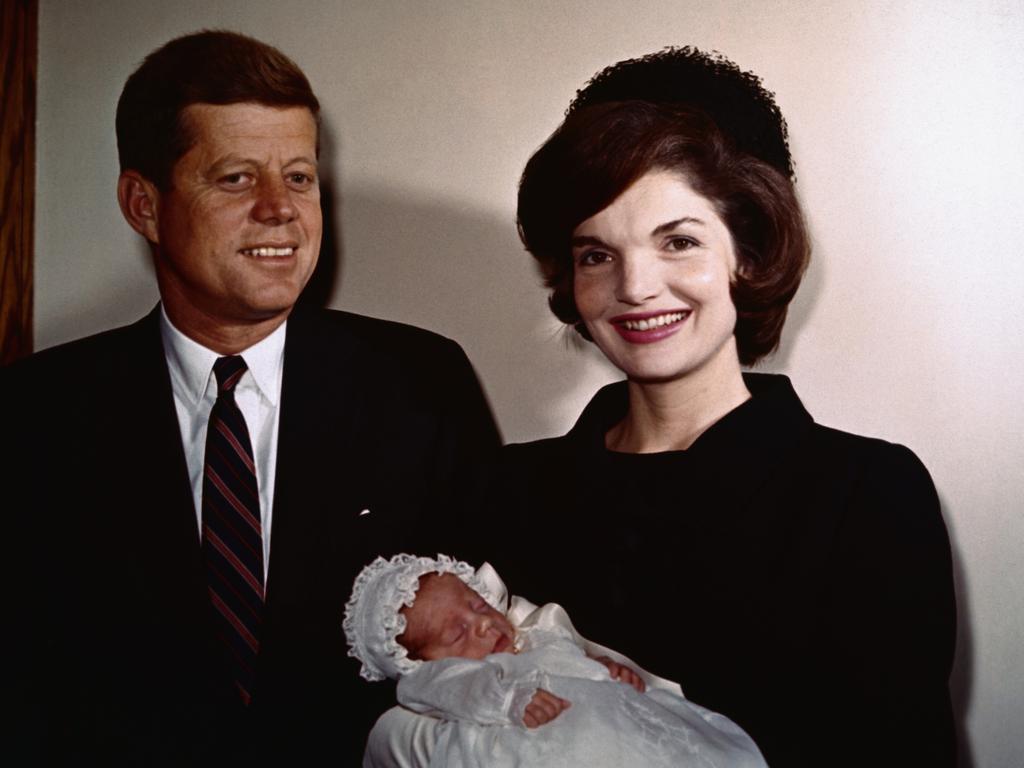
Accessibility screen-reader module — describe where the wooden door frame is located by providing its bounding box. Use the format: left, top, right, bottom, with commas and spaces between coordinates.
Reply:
1, 0, 38, 365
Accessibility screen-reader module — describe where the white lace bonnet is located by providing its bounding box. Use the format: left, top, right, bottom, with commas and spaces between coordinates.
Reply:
343, 553, 503, 681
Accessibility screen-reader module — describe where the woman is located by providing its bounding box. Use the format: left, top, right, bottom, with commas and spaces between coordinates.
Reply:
476, 48, 956, 766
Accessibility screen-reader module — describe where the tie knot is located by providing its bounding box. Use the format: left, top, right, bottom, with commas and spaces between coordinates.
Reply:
213, 356, 248, 393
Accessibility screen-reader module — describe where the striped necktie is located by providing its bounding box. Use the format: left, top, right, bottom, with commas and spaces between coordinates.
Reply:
202, 355, 264, 705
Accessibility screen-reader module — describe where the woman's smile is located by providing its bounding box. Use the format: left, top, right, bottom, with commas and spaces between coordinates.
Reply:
611, 309, 691, 343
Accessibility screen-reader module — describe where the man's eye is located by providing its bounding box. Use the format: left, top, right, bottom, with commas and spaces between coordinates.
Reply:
219, 173, 250, 189
287, 172, 316, 187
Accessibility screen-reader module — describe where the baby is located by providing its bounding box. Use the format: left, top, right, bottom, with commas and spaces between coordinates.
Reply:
394, 564, 649, 728
344, 554, 767, 768
395, 567, 571, 728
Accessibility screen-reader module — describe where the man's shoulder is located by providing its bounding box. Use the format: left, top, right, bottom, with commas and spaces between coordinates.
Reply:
305, 308, 458, 350
319, 309, 456, 346
502, 434, 570, 462
289, 308, 469, 376
2, 315, 153, 389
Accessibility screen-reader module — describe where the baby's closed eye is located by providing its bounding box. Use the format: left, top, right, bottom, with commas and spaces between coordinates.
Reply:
442, 626, 465, 645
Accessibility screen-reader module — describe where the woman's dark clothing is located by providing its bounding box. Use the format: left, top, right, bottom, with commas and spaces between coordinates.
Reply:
475, 373, 955, 767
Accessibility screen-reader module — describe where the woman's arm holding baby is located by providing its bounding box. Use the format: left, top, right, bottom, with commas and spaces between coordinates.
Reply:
397, 655, 570, 728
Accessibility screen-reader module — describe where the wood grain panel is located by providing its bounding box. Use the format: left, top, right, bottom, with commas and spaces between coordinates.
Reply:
1, 0, 37, 364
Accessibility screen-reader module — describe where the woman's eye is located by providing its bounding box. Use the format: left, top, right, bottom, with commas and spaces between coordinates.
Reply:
578, 250, 612, 266
666, 236, 697, 252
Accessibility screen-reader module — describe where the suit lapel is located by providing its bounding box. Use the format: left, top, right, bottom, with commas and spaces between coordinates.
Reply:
264, 310, 365, 606
117, 308, 210, 617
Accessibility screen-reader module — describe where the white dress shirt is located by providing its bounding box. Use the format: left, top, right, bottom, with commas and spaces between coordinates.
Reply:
159, 307, 285, 579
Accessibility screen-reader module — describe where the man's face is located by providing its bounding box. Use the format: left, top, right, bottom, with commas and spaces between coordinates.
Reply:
151, 102, 321, 337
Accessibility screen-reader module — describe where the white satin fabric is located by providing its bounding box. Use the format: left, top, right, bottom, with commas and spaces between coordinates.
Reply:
363, 564, 767, 768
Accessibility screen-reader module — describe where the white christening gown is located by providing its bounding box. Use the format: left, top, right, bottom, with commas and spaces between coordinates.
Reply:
390, 621, 766, 768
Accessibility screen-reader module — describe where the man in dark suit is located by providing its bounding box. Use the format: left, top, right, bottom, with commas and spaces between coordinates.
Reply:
3, 30, 500, 765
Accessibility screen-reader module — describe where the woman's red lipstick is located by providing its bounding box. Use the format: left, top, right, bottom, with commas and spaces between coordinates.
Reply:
610, 309, 690, 344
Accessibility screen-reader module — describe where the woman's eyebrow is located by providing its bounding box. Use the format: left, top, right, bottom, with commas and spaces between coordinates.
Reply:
571, 234, 609, 248
651, 216, 705, 236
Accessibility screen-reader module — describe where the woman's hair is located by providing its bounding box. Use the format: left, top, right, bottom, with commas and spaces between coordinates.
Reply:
516, 100, 810, 366
568, 46, 795, 182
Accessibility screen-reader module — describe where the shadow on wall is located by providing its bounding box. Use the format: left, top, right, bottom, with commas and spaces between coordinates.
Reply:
943, 502, 975, 768
318, 181, 619, 443
42, 260, 158, 348
767, 212, 824, 372
303, 112, 601, 443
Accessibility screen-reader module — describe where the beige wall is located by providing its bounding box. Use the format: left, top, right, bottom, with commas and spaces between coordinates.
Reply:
35, 1, 1023, 764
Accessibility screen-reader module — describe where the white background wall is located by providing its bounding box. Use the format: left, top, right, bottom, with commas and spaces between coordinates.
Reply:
34, 1, 1023, 765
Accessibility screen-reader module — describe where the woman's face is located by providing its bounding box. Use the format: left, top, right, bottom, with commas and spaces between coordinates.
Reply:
572, 169, 740, 385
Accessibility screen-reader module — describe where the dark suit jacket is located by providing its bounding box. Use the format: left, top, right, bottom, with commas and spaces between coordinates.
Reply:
468, 374, 956, 768
3, 306, 500, 766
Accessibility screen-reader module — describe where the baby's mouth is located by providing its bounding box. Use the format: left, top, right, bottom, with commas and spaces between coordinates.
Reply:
492, 634, 512, 654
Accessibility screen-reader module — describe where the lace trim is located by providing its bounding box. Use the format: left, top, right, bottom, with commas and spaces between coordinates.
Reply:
343, 553, 497, 681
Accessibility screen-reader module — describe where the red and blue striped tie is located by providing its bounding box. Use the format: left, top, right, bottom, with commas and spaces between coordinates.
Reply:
202, 355, 264, 706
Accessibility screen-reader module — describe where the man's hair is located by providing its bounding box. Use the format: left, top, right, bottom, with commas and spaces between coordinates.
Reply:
116, 30, 320, 189
517, 100, 809, 366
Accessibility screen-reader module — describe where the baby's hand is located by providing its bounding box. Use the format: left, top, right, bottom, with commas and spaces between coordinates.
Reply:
523, 688, 571, 728
592, 655, 647, 693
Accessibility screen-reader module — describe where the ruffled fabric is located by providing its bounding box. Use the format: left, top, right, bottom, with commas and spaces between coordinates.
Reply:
343, 553, 500, 682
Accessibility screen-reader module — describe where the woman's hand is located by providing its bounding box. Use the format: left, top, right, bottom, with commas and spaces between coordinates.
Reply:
592, 655, 647, 693
523, 688, 571, 728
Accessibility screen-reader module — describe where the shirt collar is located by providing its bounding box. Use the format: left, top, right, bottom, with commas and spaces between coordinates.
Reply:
159, 305, 287, 407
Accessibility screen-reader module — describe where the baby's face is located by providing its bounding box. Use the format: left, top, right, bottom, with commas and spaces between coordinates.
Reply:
399, 573, 516, 662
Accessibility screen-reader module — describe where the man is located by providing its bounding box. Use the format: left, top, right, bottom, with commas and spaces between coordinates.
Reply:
4, 30, 500, 765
